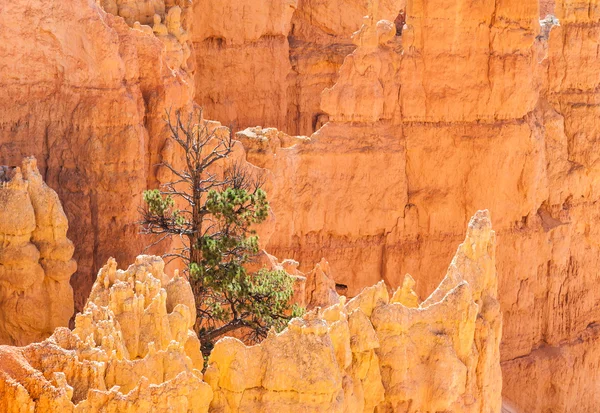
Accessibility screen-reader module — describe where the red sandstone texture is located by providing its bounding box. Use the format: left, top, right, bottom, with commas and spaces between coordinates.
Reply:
1, 0, 599, 411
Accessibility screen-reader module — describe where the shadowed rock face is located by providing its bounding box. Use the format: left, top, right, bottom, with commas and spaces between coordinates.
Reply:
0, 211, 501, 412
0, 157, 76, 346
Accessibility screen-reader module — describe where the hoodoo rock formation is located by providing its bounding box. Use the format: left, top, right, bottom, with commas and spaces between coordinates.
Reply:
0, 157, 76, 346
1, 0, 599, 410
0, 255, 212, 413
231, 6, 600, 412
0, 211, 501, 412
206, 210, 501, 412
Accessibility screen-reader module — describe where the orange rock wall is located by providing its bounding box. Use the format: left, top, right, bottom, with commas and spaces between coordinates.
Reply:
1, 0, 599, 410
233, 1, 600, 411
0, 0, 194, 313
498, 0, 600, 409
191, 0, 404, 134
191, 0, 296, 131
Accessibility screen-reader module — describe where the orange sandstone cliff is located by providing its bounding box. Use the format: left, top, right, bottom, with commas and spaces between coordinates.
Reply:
233, 4, 600, 412
0, 0, 599, 411
0, 0, 194, 314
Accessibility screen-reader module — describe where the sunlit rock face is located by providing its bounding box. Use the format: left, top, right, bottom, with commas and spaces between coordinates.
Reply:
0, 255, 212, 413
221, 1, 600, 410
1, 0, 598, 409
190, 0, 403, 135
205, 210, 502, 413
0, 157, 76, 346
0, 211, 501, 413
0, 0, 195, 315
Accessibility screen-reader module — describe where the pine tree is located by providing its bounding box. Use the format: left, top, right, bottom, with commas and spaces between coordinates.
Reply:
141, 109, 303, 356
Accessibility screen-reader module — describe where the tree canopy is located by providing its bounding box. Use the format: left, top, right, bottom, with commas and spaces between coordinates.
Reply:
141, 110, 303, 355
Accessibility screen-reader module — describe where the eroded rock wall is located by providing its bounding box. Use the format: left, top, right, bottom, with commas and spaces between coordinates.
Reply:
0, 157, 76, 346
497, 0, 600, 410
191, 0, 404, 135
191, 0, 297, 131
0, 211, 502, 412
286, 0, 404, 134
233, 1, 600, 410
0, 0, 195, 313
0, 255, 212, 413
205, 210, 502, 412
1, 0, 598, 410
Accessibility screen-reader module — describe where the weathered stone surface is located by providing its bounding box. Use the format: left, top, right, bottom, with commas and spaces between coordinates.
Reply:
2, 0, 600, 409
0, 157, 76, 346
234, 4, 600, 409
191, 0, 297, 131
206, 210, 501, 412
321, 17, 400, 123
286, 0, 403, 134
0, 212, 500, 412
0, 0, 195, 314
0, 255, 211, 412
191, 0, 403, 134
502, 324, 600, 413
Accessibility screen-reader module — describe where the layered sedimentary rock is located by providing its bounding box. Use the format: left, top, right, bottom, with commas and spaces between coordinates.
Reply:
0, 211, 501, 412
2, 0, 600, 410
286, 0, 404, 134
0, 0, 194, 313
232, 2, 600, 410
191, 0, 297, 131
191, 0, 403, 134
206, 210, 502, 412
497, 0, 600, 410
0, 157, 76, 346
0, 255, 212, 412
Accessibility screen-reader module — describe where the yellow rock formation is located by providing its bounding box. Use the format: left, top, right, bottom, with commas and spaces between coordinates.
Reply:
0, 0, 195, 315
206, 210, 501, 412
0, 157, 76, 346
0, 212, 499, 412
0, 255, 212, 412
1, 0, 598, 409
